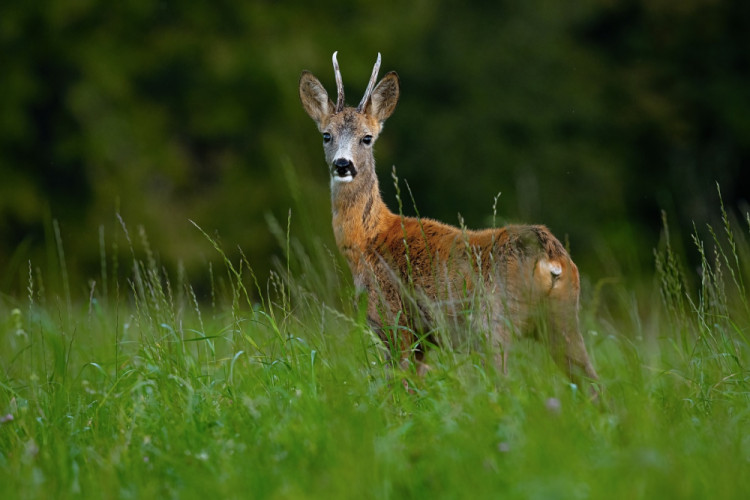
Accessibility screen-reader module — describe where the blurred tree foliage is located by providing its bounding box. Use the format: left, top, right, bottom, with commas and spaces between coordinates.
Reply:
1, 0, 748, 294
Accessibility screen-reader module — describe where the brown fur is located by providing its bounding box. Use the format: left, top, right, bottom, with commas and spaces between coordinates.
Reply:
300, 55, 599, 393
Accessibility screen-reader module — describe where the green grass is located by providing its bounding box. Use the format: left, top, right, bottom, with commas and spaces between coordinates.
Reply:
1, 198, 749, 499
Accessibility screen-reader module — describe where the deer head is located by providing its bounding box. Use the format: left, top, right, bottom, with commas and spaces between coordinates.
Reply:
299, 52, 400, 187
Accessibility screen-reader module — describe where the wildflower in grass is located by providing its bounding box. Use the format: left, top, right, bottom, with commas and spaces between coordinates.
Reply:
11, 308, 27, 338
545, 397, 562, 414
24, 439, 39, 461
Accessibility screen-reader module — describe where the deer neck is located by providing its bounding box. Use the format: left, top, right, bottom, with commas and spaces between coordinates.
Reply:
330, 166, 392, 254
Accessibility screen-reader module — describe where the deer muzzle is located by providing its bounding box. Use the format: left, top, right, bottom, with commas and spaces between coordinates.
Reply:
332, 158, 357, 180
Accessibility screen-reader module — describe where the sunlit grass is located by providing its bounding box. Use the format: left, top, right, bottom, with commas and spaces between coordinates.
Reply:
1, 193, 749, 499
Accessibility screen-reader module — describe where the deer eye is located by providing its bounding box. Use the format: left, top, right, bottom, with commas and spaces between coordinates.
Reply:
322, 132, 332, 143
362, 135, 373, 145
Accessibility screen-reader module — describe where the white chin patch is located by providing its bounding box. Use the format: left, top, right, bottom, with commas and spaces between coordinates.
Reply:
332, 174, 354, 184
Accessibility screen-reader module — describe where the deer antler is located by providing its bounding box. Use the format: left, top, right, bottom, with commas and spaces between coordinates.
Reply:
357, 53, 381, 113
332, 51, 345, 113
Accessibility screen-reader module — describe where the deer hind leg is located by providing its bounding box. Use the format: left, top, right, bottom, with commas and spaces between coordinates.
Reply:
486, 296, 524, 377
548, 306, 599, 388
535, 258, 599, 397
492, 324, 511, 376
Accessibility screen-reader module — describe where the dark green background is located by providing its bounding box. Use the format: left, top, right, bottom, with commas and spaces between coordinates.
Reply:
2, 0, 748, 294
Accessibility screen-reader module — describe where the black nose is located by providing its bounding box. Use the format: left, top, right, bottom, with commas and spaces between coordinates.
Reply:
332, 158, 356, 178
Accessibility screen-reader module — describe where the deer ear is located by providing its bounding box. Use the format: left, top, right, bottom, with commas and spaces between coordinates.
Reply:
366, 71, 400, 123
299, 71, 334, 125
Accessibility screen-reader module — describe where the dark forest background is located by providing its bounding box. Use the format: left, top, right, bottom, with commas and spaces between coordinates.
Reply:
1, 0, 749, 296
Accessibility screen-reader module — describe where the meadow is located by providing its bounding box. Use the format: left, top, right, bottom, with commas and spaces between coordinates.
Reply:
1, 191, 749, 499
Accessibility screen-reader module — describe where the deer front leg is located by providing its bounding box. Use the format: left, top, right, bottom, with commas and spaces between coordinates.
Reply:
365, 292, 423, 377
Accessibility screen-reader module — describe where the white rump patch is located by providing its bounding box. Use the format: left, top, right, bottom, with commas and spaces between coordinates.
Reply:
535, 259, 563, 292
548, 261, 562, 277
539, 259, 562, 277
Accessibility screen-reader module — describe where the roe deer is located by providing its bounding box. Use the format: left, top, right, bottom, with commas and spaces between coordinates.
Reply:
299, 53, 599, 394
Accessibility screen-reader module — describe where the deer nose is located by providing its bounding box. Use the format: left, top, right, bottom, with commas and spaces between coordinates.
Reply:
332, 158, 356, 178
